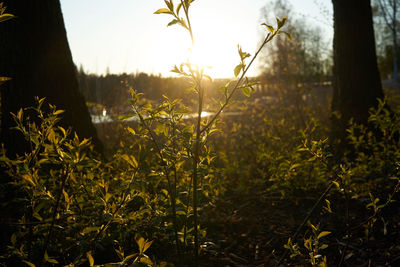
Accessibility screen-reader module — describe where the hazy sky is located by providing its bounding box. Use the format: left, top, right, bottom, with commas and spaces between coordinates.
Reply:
60, 0, 332, 78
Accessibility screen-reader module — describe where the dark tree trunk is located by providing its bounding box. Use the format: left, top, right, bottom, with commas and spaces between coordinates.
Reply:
0, 0, 102, 156
331, 0, 384, 150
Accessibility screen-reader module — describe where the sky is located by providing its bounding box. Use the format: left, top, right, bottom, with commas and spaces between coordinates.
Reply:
60, 0, 333, 78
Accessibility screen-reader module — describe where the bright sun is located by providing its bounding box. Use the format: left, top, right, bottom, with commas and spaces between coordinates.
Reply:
155, 13, 256, 79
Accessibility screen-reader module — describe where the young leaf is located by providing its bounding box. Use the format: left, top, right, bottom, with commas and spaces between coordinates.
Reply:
279, 31, 292, 41
277, 16, 287, 29
168, 19, 179, 27
317, 231, 331, 239
154, 8, 172, 15
234, 64, 242, 77
137, 237, 145, 253
0, 13, 15, 23
241, 87, 251, 97
127, 126, 136, 135
143, 240, 153, 253
261, 23, 275, 33
122, 154, 138, 168
86, 251, 94, 267
0, 76, 11, 85
176, 3, 183, 15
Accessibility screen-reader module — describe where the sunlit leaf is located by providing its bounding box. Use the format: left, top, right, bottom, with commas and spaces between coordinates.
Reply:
127, 127, 136, 135
21, 174, 36, 186
136, 237, 145, 253
154, 8, 172, 15
143, 240, 153, 253
86, 251, 94, 267
140, 256, 153, 265
0, 13, 15, 23
241, 87, 251, 97
319, 244, 329, 250
277, 16, 287, 28
119, 114, 134, 121
53, 109, 65, 115
82, 226, 100, 234
122, 154, 138, 168
167, 19, 179, 27
317, 231, 331, 239
261, 23, 274, 33
234, 64, 242, 77
279, 31, 292, 41
0, 76, 11, 85
176, 3, 183, 15
62, 189, 70, 203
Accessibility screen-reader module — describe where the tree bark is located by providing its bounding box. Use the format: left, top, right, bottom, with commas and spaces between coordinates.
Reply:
0, 0, 102, 156
331, 0, 384, 150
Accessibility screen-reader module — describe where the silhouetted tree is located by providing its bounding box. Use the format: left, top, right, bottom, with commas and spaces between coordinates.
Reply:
331, 0, 384, 150
0, 0, 102, 156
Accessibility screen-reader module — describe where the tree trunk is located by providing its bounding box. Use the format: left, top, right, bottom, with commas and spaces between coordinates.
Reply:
0, 0, 102, 156
331, 0, 384, 151
392, 27, 398, 90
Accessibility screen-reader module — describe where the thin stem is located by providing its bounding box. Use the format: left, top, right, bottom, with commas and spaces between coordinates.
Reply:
338, 177, 350, 267
39, 167, 70, 266
133, 105, 182, 260
180, 0, 194, 45
171, 123, 183, 264
276, 179, 337, 266
200, 33, 273, 134
192, 77, 204, 266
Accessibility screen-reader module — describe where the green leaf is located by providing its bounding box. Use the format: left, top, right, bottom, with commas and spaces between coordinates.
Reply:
319, 244, 329, 250
62, 189, 70, 203
122, 154, 138, 168
143, 240, 153, 253
87, 251, 94, 267
332, 181, 340, 188
119, 114, 134, 121
53, 109, 65, 115
0, 13, 15, 23
155, 124, 168, 136
140, 256, 153, 265
21, 174, 36, 186
44, 251, 58, 264
0, 76, 11, 85
176, 3, 183, 15
127, 127, 136, 135
261, 23, 274, 33
136, 237, 145, 253
279, 31, 292, 41
154, 8, 172, 14
324, 199, 332, 213
82, 226, 100, 234
234, 64, 242, 77
167, 19, 179, 27
165, 0, 174, 11
317, 231, 331, 239
277, 16, 287, 28
241, 87, 251, 97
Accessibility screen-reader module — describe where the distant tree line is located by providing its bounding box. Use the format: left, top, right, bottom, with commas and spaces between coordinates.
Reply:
76, 67, 246, 115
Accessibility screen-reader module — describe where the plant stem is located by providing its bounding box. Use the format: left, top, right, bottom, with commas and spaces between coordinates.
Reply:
133, 105, 182, 260
192, 80, 204, 266
200, 33, 273, 134
39, 167, 69, 266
